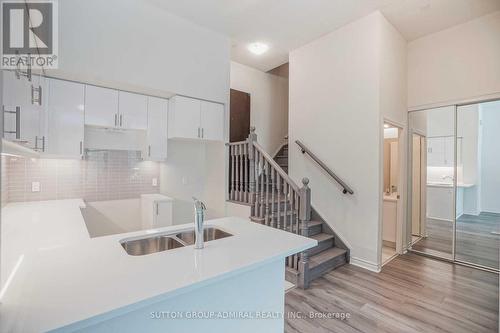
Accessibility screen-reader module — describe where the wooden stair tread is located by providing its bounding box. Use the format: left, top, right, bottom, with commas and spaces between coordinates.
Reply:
310, 232, 333, 242
307, 221, 323, 228
309, 248, 347, 268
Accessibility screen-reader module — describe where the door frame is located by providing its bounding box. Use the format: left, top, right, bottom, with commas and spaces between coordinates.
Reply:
379, 118, 406, 268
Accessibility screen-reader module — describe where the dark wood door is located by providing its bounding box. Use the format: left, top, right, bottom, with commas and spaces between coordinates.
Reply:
229, 89, 250, 142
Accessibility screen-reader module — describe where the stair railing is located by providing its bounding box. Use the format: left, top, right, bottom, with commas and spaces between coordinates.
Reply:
227, 127, 312, 288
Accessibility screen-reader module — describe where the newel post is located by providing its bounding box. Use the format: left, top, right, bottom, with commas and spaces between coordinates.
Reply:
247, 126, 257, 205
298, 177, 311, 289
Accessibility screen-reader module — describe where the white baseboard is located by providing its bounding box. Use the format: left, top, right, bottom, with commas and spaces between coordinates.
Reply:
350, 257, 381, 273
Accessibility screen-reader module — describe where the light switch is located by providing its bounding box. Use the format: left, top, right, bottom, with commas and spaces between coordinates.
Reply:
32, 181, 41, 192
152, 178, 158, 187
182, 177, 188, 185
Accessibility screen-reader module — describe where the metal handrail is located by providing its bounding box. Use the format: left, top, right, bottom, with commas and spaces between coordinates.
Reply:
295, 140, 354, 195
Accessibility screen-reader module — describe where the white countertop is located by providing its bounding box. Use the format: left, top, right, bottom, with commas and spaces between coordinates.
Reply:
427, 182, 475, 188
0, 199, 316, 333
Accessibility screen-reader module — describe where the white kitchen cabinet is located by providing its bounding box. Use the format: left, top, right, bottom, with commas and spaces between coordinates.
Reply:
168, 95, 224, 141
168, 95, 200, 139
200, 100, 224, 141
141, 194, 173, 229
2, 70, 44, 150
443, 136, 454, 167
46, 79, 85, 158
118, 91, 148, 130
84, 85, 119, 128
146, 97, 168, 161
427, 138, 445, 166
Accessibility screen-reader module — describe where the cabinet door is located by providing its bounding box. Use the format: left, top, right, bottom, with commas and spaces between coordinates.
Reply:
155, 201, 173, 227
169, 96, 200, 139
47, 79, 85, 157
146, 97, 168, 161
84, 85, 118, 127
444, 137, 454, 167
2, 70, 41, 149
427, 137, 445, 167
118, 91, 148, 130
200, 101, 224, 141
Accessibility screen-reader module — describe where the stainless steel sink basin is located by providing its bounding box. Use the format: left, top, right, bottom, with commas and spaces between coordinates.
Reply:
121, 236, 184, 256
175, 227, 232, 245
120, 227, 232, 256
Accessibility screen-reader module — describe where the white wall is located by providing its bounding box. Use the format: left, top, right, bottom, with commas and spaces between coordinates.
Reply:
230, 62, 288, 155
408, 11, 500, 109
48, 0, 230, 103
480, 100, 500, 213
160, 141, 226, 224
289, 12, 407, 270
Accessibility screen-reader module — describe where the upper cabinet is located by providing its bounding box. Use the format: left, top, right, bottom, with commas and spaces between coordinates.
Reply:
85, 86, 148, 131
46, 79, 85, 158
2, 70, 46, 151
200, 100, 225, 141
146, 97, 168, 161
84, 85, 119, 128
168, 95, 224, 141
119, 91, 148, 130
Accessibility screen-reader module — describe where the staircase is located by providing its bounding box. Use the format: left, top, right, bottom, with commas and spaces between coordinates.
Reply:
228, 127, 349, 288
274, 143, 289, 174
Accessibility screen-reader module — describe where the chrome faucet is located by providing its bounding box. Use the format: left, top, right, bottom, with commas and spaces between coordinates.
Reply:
193, 197, 207, 249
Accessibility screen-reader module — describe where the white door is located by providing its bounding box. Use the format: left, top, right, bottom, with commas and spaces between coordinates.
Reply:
84, 85, 118, 128
118, 91, 148, 130
47, 79, 85, 157
200, 101, 224, 141
169, 96, 200, 139
147, 97, 168, 161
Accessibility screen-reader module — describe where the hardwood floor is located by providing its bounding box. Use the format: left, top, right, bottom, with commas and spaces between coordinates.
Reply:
285, 253, 499, 333
412, 213, 500, 269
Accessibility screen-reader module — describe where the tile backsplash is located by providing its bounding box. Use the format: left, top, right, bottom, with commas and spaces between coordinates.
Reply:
2, 150, 160, 204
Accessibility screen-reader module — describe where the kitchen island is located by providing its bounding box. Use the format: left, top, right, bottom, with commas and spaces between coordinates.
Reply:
0, 199, 316, 333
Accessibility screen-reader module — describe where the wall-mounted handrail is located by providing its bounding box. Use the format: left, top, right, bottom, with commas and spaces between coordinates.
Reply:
295, 140, 354, 195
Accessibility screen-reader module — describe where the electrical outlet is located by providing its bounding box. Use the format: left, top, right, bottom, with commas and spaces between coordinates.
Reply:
32, 181, 41, 192
152, 178, 158, 187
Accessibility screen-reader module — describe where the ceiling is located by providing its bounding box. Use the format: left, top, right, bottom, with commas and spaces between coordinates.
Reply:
146, 0, 500, 72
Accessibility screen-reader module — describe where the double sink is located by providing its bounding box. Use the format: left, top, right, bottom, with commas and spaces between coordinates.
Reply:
120, 227, 232, 256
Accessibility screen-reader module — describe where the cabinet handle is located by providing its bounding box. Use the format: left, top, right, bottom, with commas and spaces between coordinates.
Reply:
197, 127, 200, 138
155, 203, 159, 216
201, 128, 204, 138
42, 136, 45, 152
80, 141, 83, 155
120, 115, 123, 127
148, 145, 151, 157
34, 135, 38, 150
114, 114, 117, 126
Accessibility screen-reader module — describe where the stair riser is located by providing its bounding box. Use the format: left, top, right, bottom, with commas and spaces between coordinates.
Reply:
307, 239, 334, 257
306, 224, 323, 237
285, 268, 299, 285
309, 254, 347, 281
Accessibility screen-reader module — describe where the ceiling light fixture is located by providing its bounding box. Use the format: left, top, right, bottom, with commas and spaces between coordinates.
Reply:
384, 124, 390, 128
248, 42, 269, 55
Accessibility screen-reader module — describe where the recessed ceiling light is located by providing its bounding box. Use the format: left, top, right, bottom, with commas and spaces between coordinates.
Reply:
384, 124, 390, 128
248, 42, 269, 55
